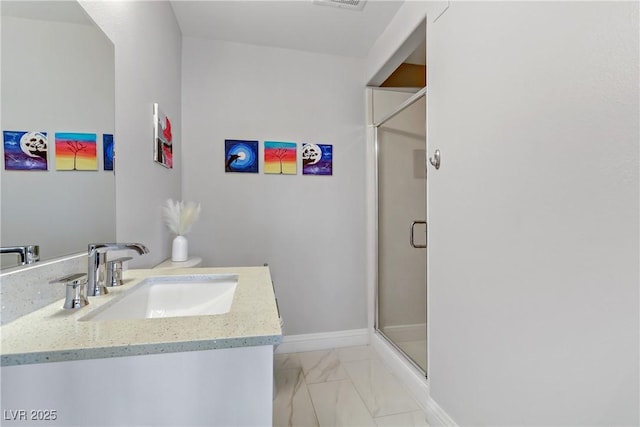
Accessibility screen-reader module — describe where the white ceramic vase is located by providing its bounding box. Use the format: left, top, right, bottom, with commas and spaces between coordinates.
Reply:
171, 235, 188, 262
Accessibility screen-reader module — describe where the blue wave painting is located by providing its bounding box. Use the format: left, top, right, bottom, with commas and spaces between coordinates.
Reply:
3, 130, 48, 171
225, 139, 259, 173
103, 134, 114, 171
302, 143, 332, 176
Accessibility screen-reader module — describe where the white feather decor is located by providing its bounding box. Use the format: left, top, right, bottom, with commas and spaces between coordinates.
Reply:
162, 199, 201, 236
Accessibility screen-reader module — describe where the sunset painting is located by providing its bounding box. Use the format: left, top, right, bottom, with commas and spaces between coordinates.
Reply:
264, 141, 296, 175
55, 132, 97, 171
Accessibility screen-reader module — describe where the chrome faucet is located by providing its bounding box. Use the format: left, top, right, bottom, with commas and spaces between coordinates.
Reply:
0, 245, 39, 265
87, 243, 149, 297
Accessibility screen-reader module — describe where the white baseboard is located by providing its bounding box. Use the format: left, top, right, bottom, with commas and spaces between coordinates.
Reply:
424, 395, 458, 426
370, 332, 457, 427
275, 328, 369, 354
371, 332, 430, 409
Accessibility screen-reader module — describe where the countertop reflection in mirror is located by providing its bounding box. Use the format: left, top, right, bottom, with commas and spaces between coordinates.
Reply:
1, 1, 116, 269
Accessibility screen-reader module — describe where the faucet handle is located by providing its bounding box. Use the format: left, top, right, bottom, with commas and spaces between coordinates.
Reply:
50, 273, 89, 309
24, 245, 39, 264
106, 257, 133, 287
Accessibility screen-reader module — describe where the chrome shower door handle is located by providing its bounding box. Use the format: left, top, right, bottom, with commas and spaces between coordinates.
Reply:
429, 149, 441, 170
410, 221, 427, 249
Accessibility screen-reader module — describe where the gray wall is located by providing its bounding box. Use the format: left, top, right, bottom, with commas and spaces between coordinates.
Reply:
425, 2, 639, 425
80, 1, 183, 267
181, 37, 368, 335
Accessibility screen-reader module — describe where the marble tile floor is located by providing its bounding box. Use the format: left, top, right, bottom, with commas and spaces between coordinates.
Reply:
273, 346, 429, 427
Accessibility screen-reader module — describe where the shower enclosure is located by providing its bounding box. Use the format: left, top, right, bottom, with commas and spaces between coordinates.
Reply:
374, 88, 427, 375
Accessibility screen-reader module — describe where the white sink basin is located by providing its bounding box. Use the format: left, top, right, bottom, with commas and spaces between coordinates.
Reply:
80, 274, 238, 321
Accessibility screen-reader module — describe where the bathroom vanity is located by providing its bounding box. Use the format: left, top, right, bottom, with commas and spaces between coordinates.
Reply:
0, 266, 282, 426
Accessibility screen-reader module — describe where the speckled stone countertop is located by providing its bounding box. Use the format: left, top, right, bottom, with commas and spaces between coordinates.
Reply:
1, 267, 282, 366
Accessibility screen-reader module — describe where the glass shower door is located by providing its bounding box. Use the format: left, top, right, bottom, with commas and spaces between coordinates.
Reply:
376, 93, 427, 374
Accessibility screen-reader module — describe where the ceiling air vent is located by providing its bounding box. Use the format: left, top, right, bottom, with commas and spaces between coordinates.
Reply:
312, 0, 367, 11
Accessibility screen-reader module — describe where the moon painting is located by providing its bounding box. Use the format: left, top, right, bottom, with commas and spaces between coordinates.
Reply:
225, 139, 259, 173
3, 130, 48, 171
302, 143, 332, 176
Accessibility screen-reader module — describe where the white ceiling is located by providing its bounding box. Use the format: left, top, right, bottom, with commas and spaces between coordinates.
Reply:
1, 1, 92, 25
170, 0, 405, 58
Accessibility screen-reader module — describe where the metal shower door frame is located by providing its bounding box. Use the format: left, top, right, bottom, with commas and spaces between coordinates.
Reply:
373, 87, 428, 377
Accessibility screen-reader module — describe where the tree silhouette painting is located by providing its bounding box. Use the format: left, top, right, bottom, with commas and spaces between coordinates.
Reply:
264, 141, 296, 175
270, 148, 288, 173
55, 132, 98, 171
66, 141, 87, 170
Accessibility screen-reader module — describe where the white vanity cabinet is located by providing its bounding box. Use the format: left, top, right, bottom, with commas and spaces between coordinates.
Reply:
2, 345, 274, 426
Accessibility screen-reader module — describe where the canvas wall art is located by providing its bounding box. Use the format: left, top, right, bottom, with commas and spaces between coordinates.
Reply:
3, 130, 48, 171
103, 134, 114, 171
302, 143, 332, 176
153, 103, 173, 168
225, 139, 259, 173
264, 141, 296, 175
55, 132, 97, 171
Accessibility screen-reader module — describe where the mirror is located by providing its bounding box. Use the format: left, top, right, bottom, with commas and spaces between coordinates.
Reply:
1, 1, 116, 269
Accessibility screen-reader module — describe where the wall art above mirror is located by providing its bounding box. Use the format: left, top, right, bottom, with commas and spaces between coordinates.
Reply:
0, 0, 116, 269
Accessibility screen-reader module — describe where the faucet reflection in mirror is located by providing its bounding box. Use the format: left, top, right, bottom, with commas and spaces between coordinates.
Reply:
0, 245, 39, 266
87, 243, 149, 297
162, 199, 201, 262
